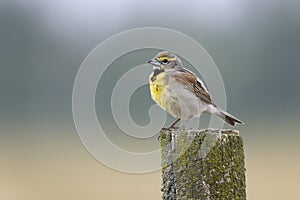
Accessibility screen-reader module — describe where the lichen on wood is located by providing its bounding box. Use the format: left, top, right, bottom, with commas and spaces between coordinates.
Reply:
160, 129, 246, 200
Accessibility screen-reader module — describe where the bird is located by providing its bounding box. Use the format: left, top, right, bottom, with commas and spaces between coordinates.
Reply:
148, 51, 243, 130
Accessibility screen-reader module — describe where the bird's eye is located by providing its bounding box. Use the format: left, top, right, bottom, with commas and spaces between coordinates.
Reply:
162, 59, 169, 64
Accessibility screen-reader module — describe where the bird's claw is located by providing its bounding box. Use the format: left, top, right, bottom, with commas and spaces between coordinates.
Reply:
161, 126, 181, 131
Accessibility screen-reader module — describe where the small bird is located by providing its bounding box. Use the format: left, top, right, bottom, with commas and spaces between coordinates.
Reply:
148, 51, 243, 129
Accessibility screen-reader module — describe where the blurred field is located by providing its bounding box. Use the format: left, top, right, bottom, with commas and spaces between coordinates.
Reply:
243, 118, 300, 200
1, 0, 300, 199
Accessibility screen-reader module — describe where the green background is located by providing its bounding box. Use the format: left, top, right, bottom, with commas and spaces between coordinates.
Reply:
1, 0, 299, 199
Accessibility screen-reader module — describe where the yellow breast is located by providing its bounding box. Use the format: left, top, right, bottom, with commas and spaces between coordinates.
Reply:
149, 72, 167, 108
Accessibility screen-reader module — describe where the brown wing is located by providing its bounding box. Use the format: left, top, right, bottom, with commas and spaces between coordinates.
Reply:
173, 68, 214, 105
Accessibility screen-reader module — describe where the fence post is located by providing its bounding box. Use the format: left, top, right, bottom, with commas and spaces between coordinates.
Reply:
160, 129, 246, 200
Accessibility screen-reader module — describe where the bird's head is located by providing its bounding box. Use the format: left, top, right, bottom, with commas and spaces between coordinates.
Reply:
148, 51, 183, 71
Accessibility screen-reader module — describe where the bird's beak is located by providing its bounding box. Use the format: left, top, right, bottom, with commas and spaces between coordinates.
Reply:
147, 58, 161, 67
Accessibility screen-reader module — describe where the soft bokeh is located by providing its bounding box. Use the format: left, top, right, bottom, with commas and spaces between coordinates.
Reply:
1, 0, 299, 199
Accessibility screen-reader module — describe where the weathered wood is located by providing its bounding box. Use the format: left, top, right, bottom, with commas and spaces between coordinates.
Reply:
160, 129, 246, 200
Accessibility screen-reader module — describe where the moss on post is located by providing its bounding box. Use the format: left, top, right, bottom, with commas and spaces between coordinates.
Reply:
160, 129, 246, 200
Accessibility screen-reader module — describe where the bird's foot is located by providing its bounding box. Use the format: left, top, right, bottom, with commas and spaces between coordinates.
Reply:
161, 126, 181, 131
158, 127, 180, 141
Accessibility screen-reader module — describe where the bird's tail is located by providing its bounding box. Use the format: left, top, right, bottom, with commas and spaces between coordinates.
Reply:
213, 107, 244, 126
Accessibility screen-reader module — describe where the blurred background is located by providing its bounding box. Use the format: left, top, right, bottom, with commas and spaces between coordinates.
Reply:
1, 0, 300, 199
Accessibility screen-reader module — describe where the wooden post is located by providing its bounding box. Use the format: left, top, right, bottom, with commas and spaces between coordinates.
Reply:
160, 129, 246, 200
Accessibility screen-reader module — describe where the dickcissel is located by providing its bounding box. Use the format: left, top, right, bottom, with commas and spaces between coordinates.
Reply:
148, 51, 243, 129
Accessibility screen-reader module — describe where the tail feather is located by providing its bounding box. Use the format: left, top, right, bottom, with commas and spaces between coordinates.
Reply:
215, 109, 244, 126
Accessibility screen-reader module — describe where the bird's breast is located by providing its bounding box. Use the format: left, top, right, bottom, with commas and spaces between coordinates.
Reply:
149, 72, 168, 106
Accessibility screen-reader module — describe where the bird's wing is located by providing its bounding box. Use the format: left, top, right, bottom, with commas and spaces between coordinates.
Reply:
173, 68, 214, 105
